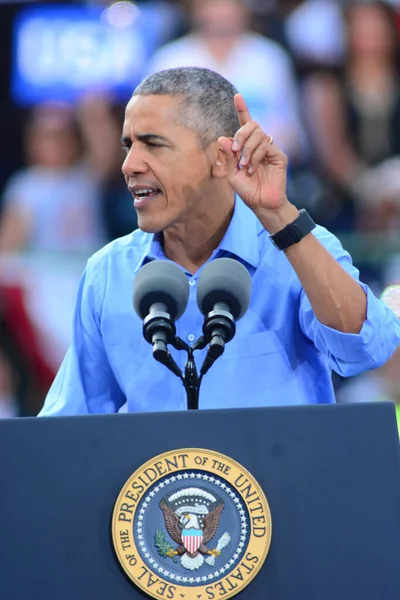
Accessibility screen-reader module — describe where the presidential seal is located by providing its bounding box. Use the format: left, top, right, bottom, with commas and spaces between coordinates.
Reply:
112, 449, 272, 600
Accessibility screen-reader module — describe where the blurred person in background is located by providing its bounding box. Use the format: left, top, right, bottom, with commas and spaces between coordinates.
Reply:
75, 97, 138, 241
146, 0, 305, 164
0, 97, 134, 415
303, 0, 400, 234
0, 97, 129, 254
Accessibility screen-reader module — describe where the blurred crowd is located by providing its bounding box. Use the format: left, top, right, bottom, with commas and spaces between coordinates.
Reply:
0, 0, 399, 420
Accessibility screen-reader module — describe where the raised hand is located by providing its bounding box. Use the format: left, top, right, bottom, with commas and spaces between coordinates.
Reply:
218, 94, 291, 222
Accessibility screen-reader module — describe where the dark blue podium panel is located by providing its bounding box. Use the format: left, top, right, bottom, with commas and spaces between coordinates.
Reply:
1, 403, 400, 600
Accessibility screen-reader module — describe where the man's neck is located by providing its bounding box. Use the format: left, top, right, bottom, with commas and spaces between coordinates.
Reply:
162, 202, 234, 274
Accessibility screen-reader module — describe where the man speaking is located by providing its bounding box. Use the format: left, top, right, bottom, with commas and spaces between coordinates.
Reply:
39, 67, 400, 416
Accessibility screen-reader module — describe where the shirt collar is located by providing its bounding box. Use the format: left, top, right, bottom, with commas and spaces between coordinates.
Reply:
133, 197, 261, 273
133, 232, 165, 273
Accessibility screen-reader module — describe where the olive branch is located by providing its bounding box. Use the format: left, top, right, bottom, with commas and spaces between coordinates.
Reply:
154, 529, 178, 563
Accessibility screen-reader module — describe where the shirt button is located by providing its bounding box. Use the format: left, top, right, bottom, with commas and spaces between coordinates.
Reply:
188, 333, 196, 342
189, 278, 196, 287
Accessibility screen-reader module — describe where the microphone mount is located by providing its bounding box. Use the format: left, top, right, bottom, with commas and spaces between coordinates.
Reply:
202, 301, 236, 343
143, 303, 182, 379
142, 306, 207, 410
171, 336, 204, 411
148, 324, 233, 411
144, 304, 237, 410
198, 301, 236, 378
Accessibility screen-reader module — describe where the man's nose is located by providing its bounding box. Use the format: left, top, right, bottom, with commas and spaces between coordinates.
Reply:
121, 147, 149, 177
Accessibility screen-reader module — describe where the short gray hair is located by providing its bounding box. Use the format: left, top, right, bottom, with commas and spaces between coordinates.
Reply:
133, 67, 240, 147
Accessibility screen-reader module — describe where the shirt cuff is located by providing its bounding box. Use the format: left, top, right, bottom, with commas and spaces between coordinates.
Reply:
312, 284, 397, 365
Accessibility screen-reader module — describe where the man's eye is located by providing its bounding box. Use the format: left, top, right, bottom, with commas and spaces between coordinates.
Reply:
147, 142, 162, 148
121, 145, 130, 154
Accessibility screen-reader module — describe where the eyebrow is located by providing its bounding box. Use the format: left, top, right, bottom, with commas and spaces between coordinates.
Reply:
121, 133, 170, 145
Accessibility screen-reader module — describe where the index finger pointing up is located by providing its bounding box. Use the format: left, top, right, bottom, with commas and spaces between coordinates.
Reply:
234, 93, 252, 126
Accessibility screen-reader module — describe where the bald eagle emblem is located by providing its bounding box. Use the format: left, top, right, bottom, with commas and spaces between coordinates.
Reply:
156, 486, 231, 571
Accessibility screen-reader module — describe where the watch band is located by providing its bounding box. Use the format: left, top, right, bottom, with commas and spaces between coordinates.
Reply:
270, 209, 316, 251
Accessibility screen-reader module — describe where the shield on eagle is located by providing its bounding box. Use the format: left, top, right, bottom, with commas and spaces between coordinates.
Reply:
181, 528, 203, 554
158, 486, 231, 571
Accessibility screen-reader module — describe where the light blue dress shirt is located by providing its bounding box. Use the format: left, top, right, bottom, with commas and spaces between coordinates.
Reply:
39, 199, 400, 416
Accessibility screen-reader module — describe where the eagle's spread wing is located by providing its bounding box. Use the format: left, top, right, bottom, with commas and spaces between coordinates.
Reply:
159, 501, 182, 545
203, 503, 224, 545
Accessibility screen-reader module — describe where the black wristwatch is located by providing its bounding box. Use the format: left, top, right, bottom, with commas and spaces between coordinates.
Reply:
270, 209, 316, 251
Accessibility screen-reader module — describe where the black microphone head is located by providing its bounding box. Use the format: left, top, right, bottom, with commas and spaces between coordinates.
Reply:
133, 260, 189, 321
197, 258, 251, 320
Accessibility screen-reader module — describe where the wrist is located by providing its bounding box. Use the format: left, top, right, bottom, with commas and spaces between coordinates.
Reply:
255, 201, 300, 234
270, 208, 316, 251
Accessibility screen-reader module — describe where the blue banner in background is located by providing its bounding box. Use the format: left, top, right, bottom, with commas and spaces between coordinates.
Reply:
11, 2, 181, 105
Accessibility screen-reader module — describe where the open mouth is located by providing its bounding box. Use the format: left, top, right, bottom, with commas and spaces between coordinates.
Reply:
133, 187, 161, 205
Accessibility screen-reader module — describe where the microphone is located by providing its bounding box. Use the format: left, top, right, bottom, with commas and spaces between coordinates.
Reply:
196, 258, 251, 376
133, 260, 189, 375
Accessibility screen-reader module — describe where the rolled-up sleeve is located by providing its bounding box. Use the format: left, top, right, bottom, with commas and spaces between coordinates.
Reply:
299, 228, 400, 377
39, 259, 125, 416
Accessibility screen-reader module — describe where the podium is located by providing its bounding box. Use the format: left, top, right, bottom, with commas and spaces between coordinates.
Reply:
1, 402, 400, 600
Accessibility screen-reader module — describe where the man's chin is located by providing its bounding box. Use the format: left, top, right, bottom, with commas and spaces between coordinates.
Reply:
137, 219, 163, 235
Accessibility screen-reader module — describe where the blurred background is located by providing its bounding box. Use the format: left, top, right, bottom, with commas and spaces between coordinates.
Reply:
0, 0, 399, 420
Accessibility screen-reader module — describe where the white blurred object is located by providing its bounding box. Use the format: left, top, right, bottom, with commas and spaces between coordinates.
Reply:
381, 285, 400, 318
285, 0, 346, 66
101, 1, 140, 28
352, 157, 400, 205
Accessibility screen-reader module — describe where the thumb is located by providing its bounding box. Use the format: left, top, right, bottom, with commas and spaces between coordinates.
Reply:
218, 136, 239, 177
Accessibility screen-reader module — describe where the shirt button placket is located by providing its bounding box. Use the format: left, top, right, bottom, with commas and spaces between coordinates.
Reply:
187, 278, 197, 343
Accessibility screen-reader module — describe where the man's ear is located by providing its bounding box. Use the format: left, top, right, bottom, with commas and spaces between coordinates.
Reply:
211, 140, 233, 178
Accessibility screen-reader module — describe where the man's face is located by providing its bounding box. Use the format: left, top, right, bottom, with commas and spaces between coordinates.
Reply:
191, 0, 248, 37
121, 95, 216, 234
